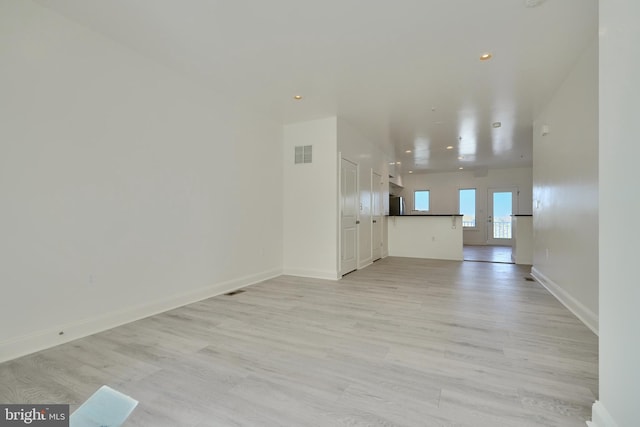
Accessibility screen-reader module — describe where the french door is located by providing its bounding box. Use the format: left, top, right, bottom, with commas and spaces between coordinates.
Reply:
487, 188, 518, 245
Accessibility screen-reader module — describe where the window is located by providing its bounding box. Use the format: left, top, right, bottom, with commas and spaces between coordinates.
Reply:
414, 190, 430, 211
459, 188, 476, 227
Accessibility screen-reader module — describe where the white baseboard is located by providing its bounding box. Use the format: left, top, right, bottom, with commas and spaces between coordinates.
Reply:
282, 268, 339, 281
587, 401, 619, 427
530, 267, 599, 335
0, 268, 282, 364
358, 259, 373, 270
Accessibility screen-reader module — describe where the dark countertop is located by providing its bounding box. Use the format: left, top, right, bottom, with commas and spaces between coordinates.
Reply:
512, 214, 533, 217
387, 214, 463, 217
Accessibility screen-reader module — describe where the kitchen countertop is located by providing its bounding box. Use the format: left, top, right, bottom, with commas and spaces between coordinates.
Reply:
387, 214, 463, 217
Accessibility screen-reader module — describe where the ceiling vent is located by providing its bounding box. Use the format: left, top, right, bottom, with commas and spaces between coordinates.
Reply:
295, 145, 313, 164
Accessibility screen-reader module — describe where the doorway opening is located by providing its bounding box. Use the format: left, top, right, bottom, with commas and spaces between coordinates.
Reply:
463, 187, 518, 264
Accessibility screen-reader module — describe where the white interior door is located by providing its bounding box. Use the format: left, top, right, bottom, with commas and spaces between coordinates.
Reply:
487, 188, 518, 245
341, 158, 358, 275
371, 171, 383, 261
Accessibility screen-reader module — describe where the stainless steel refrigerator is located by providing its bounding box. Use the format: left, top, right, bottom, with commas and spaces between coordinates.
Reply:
389, 196, 405, 216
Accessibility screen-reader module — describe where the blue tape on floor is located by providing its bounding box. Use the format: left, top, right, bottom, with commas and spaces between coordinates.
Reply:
70, 385, 138, 427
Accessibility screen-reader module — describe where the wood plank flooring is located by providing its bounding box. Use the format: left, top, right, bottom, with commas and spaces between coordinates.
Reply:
464, 245, 514, 263
0, 257, 598, 426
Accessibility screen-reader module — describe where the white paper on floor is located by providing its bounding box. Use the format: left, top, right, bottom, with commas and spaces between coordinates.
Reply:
70, 385, 138, 427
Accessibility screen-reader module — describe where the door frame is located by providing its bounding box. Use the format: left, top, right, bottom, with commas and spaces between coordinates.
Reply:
371, 170, 383, 262
487, 187, 518, 246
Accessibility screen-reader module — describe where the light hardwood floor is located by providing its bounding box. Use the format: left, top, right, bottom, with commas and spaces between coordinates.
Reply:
0, 257, 597, 426
464, 245, 514, 263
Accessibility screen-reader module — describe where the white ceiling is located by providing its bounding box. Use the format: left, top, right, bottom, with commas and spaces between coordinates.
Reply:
35, 0, 598, 173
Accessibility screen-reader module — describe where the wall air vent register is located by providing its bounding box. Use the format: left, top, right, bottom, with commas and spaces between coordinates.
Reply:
294, 145, 313, 164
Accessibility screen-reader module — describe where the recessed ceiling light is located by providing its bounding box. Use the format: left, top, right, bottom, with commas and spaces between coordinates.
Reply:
458, 156, 464, 160
525, 0, 546, 8
405, 150, 412, 153
480, 53, 492, 61
408, 171, 413, 174
293, 95, 303, 100
459, 167, 464, 170
492, 122, 502, 128
446, 146, 454, 150
389, 162, 395, 165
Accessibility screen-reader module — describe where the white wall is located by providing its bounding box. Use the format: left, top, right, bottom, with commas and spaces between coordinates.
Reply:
0, 1, 283, 361
593, 1, 640, 426
283, 117, 338, 279
281, 117, 393, 278
399, 168, 533, 245
512, 216, 533, 265
531, 37, 599, 334
337, 118, 393, 268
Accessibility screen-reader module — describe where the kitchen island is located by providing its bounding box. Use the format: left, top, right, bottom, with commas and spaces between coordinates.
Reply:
387, 215, 463, 261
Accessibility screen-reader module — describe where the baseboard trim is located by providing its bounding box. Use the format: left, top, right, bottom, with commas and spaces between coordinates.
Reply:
358, 259, 373, 270
586, 401, 619, 427
282, 268, 339, 281
530, 267, 599, 335
0, 268, 282, 363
